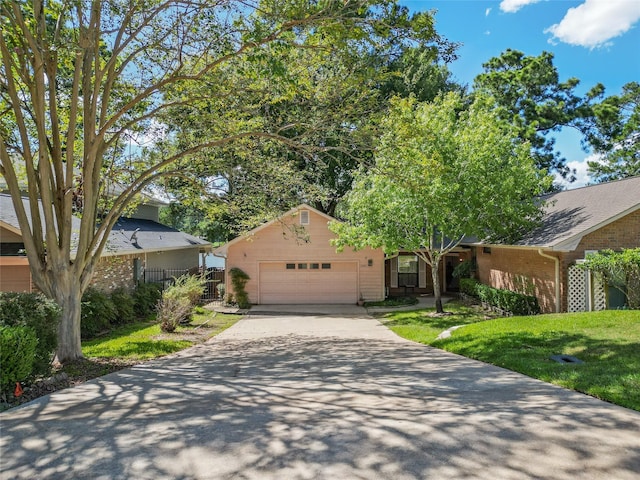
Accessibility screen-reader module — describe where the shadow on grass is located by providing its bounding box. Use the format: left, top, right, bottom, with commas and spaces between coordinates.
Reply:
86, 340, 192, 359
434, 330, 640, 411
383, 304, 490, 331
82, 321, 158, 344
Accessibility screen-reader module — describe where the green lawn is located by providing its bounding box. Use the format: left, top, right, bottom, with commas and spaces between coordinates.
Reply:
82, 310, 241, 360
383, 302, 640, 411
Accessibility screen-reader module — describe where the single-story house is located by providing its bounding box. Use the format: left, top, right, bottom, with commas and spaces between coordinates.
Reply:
0, 193, 211, 293
213, 204, 385, 304
466, 176, 640, 313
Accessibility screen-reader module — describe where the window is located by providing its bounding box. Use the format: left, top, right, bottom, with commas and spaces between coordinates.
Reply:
286, 263, 296, 270
483, 247, 492, 254
398, 255, 418, 273
300, 210, 310, 225
310, 263, 319, 270
321, 263, 331, 269
398, 255, 418, 287
298, 263, 308, 269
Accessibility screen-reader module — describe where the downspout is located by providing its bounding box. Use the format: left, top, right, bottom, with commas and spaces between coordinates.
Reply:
538, 249, 561, 313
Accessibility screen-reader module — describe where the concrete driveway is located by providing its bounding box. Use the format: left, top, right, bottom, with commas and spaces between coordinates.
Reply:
1, 311, 639, 480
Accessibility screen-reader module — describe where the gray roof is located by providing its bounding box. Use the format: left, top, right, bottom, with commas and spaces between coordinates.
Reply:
479, 176, 640, 251
0, 194, 209, 256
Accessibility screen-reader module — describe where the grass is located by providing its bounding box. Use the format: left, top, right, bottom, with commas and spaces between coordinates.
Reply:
383, 301, 640, 411
82, 308, 241, 360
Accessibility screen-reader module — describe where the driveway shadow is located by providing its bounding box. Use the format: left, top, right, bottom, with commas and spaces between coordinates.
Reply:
1, 336, 639, 479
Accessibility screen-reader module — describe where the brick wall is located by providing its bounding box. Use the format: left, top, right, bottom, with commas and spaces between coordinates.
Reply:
476, 246, 559, 314
477, 210, 640, 313
90, 254, 145, 292
559, 210, 640, 311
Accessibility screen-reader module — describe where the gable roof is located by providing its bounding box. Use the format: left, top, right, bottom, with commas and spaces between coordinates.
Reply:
0, 194, 210, 256
477, 176, 640, 251
213, 204, 335, 257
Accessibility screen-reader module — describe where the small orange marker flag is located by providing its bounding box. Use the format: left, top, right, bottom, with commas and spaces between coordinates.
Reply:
14, 382, 23, 397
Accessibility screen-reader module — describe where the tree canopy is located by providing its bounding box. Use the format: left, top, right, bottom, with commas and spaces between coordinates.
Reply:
1, 0, 446, 361
586, 82, 640, 182
473, 49, 603, 184
331, 93, 551, 312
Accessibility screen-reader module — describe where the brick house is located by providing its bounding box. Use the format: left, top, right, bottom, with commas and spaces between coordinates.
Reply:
466, 176, 640, 313
214, 204, 384, 304
0, 193, 211, 293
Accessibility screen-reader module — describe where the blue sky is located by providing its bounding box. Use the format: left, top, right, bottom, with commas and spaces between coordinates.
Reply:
403, 0, 640, 188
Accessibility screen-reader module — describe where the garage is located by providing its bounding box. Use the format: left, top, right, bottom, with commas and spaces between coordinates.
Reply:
259, 261, 358, 304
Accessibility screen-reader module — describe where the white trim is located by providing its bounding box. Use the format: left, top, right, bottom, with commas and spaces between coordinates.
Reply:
418, 257, 427, 288
0, 220, 23, 236
390, 256, 398, 288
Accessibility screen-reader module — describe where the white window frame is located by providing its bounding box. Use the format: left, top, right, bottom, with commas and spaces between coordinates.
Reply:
300, 210, 310, 225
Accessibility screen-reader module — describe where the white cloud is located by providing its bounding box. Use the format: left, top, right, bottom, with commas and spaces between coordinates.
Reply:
545, 0, 640, 48
499, 0, 542, 13
555, 156, 598, 190
485, 7, 492, 16
485, 30, 491, 36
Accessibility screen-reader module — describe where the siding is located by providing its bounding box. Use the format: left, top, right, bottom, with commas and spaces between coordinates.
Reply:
226, 209, 384, 303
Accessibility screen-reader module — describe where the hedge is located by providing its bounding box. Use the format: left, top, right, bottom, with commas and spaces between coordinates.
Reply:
0, 326, 38, 392
459, 278, 540, 316
0, 292, 60, 376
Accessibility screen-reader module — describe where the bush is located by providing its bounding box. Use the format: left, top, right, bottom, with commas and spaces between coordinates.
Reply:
0, 326, 38, 392
133, 282, 162, 318
81, 288, 117, 339
216, 283, 226, 299
157, 296, 192, 333
452, 259, 475, 279
459, 278, 479, 297
109, 288, 135, 325
157, 275, 205, 332
459, 279, 540, 316
229, 268, 250, 309
0, 292, 60, 376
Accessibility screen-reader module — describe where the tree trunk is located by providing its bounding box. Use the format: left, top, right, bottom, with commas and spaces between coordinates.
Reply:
51, 274, 84, 363
431, 257, 444, 313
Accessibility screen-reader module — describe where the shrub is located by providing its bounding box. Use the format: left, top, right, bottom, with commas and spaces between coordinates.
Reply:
157, 296, 192, 333
459, 279, 540, 316
459, 278, 479, 297
110, 288, 135, 325
162, 274, 205, 306
0, 292, 60, 376
216, 283, 226, 299
229, 268, 250, 309
133, 282, 162, 318
452, 259, 475, 279
157, 275, 205, 332
0, 326, 38, 392
81, 288, 117, 339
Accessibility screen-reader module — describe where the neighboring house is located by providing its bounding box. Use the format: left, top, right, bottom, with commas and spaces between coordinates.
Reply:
0, 193, 211, 293
214, 204, 384, 304
467, 176, 640, 313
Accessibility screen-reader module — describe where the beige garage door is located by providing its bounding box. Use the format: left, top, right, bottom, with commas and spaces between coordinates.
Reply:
259, 262, 358, 304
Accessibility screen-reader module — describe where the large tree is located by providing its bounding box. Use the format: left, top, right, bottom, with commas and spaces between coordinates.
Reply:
0, 0, 421, 362
474, 49, 602, 183
158, 8, 458, 230
586, 82, 640, 182
330, 93, 551, 312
